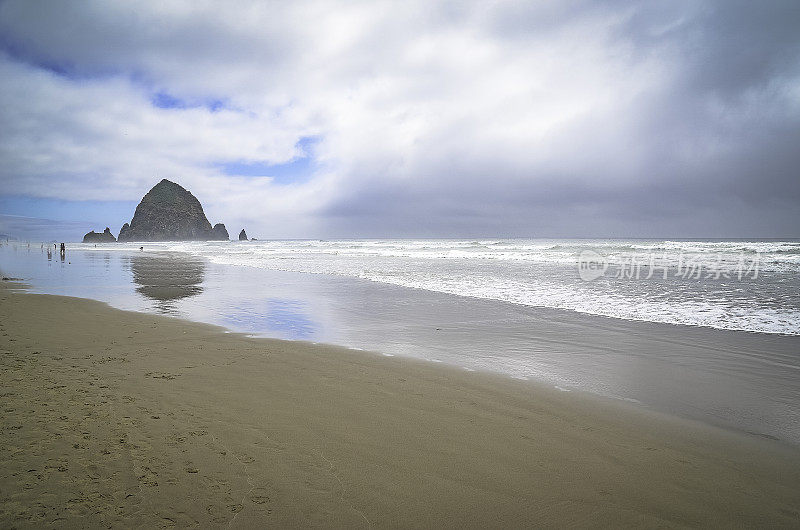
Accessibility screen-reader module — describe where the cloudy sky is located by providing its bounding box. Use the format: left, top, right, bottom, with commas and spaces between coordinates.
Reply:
1, 0, 798, 241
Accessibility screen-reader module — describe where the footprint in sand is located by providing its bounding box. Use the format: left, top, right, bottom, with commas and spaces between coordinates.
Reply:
234, 453, 255, 464
249, 488, 271, 505
205, 505, 231, 524
144, 372, 180, 380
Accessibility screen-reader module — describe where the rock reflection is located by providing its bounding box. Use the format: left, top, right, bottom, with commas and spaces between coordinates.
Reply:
126, 254, 206, 313
84, 252, 113, 270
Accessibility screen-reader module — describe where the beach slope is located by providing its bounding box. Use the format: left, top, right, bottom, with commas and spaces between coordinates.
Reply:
1, 282, 798, 528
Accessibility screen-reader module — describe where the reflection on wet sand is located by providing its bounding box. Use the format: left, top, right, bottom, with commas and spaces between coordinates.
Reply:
126, 254, 205, 313
220, 298, 320, 341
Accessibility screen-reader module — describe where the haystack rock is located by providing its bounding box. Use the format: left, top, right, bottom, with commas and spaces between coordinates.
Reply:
117, 179, 229, 242
239, 229, 248, 241
83, 227, 116, 243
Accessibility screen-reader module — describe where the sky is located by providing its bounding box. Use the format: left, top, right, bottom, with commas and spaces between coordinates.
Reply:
1, 0, 799, 241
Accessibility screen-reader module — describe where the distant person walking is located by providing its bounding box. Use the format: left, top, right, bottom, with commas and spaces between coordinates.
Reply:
59, 243, 65, 258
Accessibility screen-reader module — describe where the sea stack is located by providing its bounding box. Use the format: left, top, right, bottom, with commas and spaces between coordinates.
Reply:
239, 229, 248, 241
211, 223, 229, 240
117, 179, 228, 242
83, 227, 116, 243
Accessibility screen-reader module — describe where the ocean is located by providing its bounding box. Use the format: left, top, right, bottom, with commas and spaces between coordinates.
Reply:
1, 238, 799, 443
128, 238, 798, 335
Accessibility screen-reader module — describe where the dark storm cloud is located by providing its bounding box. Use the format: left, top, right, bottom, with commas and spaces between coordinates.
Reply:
0, 1, 798, 237
321, 1, 800, 236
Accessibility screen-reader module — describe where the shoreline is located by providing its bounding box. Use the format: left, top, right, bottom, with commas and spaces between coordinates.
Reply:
5, 248, 799, 445
5, 262, 800, 443
14, 239, 799, 337
1, 280, 799, 527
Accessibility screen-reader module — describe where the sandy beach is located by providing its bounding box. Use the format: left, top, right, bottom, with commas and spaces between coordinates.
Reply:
0, 279, 798, 528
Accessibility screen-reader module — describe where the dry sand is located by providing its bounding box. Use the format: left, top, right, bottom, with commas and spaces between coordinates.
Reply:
1, 280, 799, 528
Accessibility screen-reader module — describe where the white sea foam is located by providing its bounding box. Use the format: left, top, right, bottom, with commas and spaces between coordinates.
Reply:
75, 238, 800, 335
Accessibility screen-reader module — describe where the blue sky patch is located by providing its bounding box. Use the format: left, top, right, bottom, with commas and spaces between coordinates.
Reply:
0, 195, 137, 241
151, 91, 187, 109
217, 136, 320, 184
151, 91, 228, 112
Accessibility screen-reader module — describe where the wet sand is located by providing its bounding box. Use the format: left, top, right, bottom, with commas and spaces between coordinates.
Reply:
1, 280, 799, 528
3, 246, 799, 444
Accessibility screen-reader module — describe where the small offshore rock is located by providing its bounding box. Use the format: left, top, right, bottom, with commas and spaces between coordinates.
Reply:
83, 227, 116, 243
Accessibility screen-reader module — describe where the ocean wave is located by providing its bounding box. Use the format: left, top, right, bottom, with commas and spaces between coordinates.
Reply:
74, 238, 800, 335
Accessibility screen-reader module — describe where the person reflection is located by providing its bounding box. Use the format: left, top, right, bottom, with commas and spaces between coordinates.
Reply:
127, 254, 205, 314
